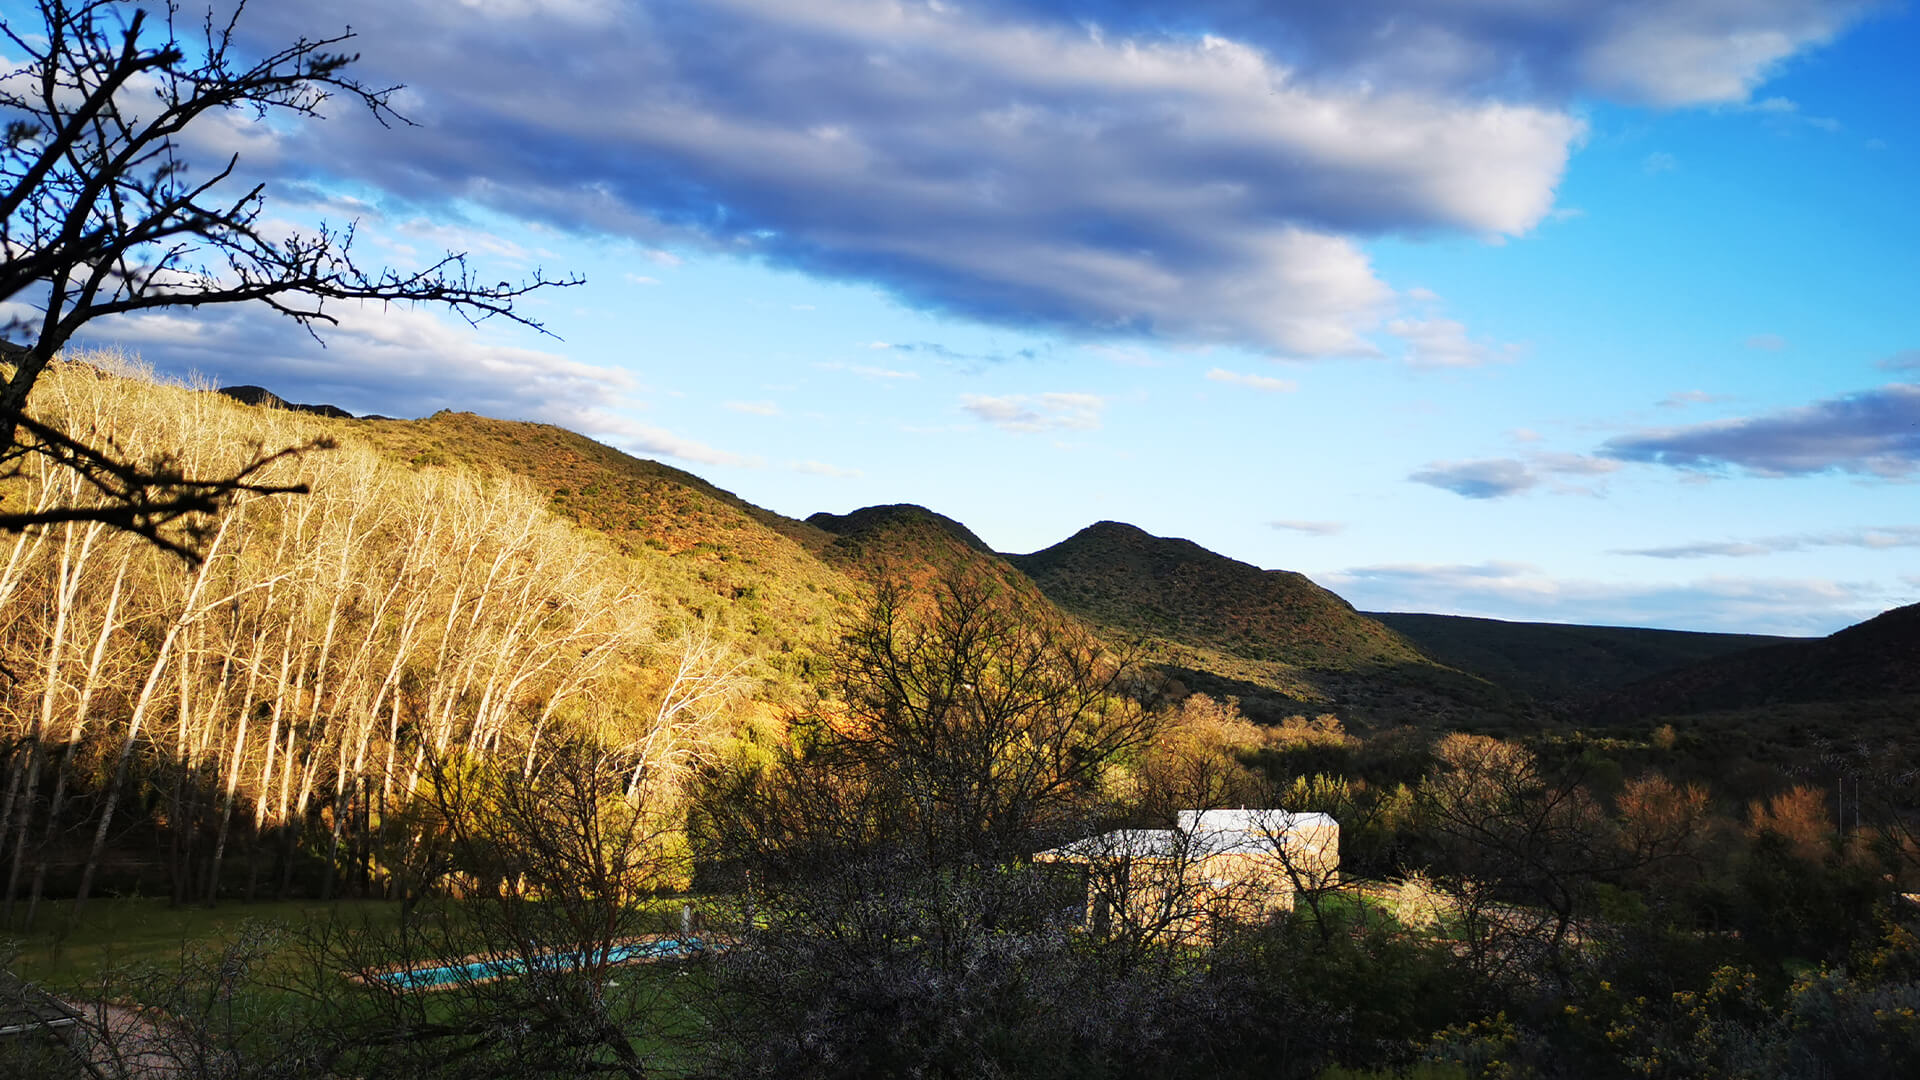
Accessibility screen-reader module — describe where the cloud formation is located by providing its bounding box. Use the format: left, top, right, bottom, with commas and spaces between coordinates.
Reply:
1617, 525, 1920, 559
1658, 389, 1732, 409
960, 392, 1105, 433
1206, 368, 1298, 393
1600, 383, 1920, 478
1322, 560, 1891, 635
789, 459, 863, 478
77, 301, 749, 467
229, 0, 1613, 357
982, 1, 1875, 107
1409, 458, 1536, 499
873, 340, 1045, 369
1270, 519, 1344, 536
1409, 452, 1617, 498
1387, 316, 1511, 369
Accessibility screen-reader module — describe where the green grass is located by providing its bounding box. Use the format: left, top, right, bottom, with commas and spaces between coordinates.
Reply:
4, 896, 716, 1076
3, 899, 404, 991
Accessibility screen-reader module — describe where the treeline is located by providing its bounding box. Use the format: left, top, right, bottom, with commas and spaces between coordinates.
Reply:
0, 358, 733, 924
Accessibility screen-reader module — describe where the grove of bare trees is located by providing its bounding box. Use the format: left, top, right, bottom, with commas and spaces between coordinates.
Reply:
0, 357, 732, 928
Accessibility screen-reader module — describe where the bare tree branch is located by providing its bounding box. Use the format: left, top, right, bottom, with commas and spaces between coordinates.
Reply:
0, 0, 581, 556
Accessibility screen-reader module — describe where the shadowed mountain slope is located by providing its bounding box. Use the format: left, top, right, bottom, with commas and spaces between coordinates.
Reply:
1600, 601, 1920, 720
1370, 612, 1797, 705
218, 384, 354, 419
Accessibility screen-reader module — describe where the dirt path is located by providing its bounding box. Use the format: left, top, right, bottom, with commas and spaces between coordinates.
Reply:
65, 1001, 184, 1079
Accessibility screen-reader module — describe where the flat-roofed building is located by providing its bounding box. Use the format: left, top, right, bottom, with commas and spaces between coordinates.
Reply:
1035, 809, 1339, 942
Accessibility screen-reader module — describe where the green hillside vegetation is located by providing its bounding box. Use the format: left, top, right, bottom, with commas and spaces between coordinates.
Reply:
1007, 522, 1515, 727
353, 410, 863, 704
1370, 611, 1798, 705
806, 503, 1046, 608
1011, 522, 1421, 669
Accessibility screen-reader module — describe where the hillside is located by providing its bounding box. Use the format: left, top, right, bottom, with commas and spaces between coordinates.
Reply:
224, 392, 1800, 734
808, 504, 995, 557
349, 410, 864, 703
1599, 601, 1920, 721
807, 503, 1070, 626
1006, 522, 1514, 727
1010, 522, 1422, 669
1370, 612, 1796, 705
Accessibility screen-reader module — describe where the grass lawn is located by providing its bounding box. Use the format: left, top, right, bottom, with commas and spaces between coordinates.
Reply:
4, 897, 714, 1076
5, 894, 715, 991
3, 898, 406, 992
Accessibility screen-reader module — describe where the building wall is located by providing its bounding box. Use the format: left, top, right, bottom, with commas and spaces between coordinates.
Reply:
1069, 824, 1340, 944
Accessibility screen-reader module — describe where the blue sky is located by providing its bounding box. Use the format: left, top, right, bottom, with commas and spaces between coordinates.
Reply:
13, 0, 1919, 634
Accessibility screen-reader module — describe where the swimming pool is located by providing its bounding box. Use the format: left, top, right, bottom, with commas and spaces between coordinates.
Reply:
370, 936, 705, 990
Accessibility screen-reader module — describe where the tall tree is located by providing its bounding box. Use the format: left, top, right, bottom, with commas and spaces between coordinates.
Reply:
0, 0, 574, 554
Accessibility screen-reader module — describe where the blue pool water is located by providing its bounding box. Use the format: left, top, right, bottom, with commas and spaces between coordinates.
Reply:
372, 937, 704, 989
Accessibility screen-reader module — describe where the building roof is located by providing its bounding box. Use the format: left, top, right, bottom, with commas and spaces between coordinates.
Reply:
1035, 809, 1336, 862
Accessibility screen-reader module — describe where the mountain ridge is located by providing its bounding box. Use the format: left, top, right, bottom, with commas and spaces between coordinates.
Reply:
1596, 600, 1920, 721
211, 384, 1910, 730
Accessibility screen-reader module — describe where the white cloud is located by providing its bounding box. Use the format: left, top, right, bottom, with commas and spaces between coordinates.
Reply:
1386, 316, 1512, 369
789, 459, 862, 478
1576, 3, 1867, 106
78, 301, 752, 468
624, 273, 662, 286
1409, 458, 1536, 499
1205, 368, 1298, 393
1658, 389, 1731, 408
247, 0, 1586, 357
1410, 451, 1618, 498
960, 391, 1105, 433
1270, 519, 1344, 536
817, 361, 918, 379
1617, 525, 1920, 559
1602, 383, 1920, 479
1642, 151, 1678, 174
1323, 560, 1891, 635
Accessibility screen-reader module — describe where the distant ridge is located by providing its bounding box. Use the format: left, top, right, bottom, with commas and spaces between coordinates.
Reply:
1370, 611, 1797, 705
1600, 601, 1920, 719
219, 384, 354, 419
199, 381, 1917, 735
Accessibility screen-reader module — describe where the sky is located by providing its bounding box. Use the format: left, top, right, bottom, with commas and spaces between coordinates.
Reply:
9, 0, 1920, 635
